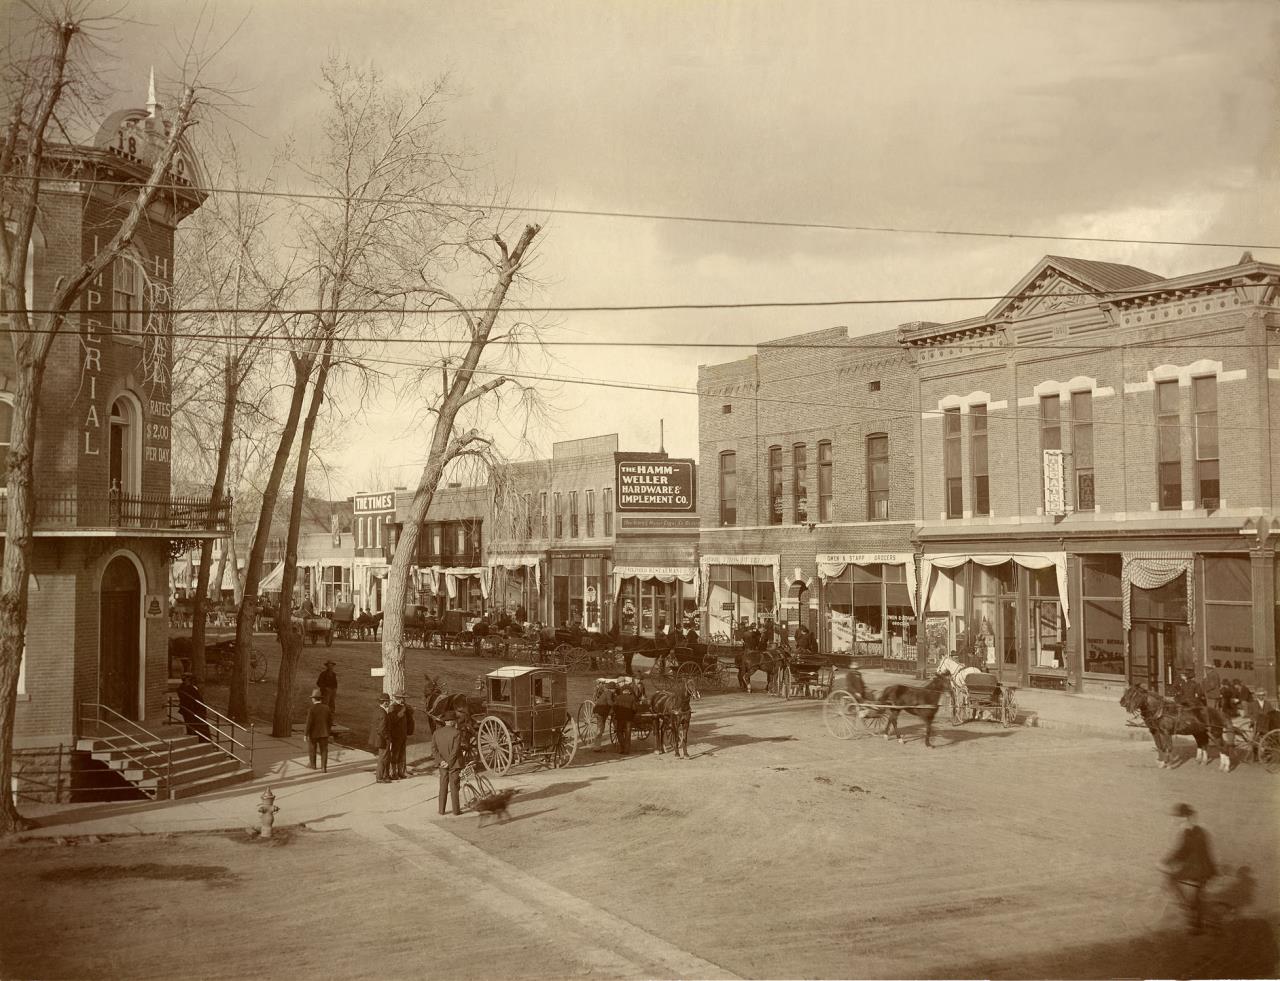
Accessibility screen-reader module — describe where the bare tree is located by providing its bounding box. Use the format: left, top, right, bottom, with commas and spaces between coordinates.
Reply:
0, 4, 208, 832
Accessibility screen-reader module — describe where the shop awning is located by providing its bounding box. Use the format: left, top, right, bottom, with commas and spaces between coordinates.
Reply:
418, 565, 491, 601
698, 554, 780, 607
611, 565, 699, 600
486, 554, 541, 591
921, 552, 1070, 627
1121, 552, 1194, 630
259, 560, 285, 593
816, 551, 919, 616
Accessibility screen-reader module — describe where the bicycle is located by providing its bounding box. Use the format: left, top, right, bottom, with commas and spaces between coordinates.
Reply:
459, 760, 496, 811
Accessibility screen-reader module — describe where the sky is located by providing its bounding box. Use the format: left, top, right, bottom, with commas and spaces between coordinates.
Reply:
102, 0, 1280, 497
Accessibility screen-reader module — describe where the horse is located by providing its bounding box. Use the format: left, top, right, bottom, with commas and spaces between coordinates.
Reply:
651, 675, 701, 758
879, 672, 952, 748
1119, 684, 1233, 771
422, 672, 479, 734
737, 645, 786, 693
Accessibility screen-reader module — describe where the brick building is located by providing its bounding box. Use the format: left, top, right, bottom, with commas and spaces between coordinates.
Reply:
697, 253, 1279, 700
2, 85, 222, 794
906, 253, 1279, 698
488, 434, 697, 637
401, 483, 488, 617
697, 326, 920, 668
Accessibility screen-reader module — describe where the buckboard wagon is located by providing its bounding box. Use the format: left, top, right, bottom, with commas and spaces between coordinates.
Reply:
950, 670, 1018, 727
472, 666, 577, 775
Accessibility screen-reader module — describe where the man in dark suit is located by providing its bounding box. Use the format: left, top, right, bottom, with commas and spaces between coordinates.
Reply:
431, 710, 463, 816
1161, 802, 1216, 935
305, 688, 332, 772
386, 693, 409, 780
369, 693, 392, 783
612, 679, 638, 755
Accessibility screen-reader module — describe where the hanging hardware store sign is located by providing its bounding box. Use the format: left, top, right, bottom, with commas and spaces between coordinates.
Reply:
616, 457, 696, 512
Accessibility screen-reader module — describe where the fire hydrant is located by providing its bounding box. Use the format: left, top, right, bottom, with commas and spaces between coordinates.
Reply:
257, 788, 279, 838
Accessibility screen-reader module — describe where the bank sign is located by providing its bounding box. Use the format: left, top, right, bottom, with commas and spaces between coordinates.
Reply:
616, 457, 696, 512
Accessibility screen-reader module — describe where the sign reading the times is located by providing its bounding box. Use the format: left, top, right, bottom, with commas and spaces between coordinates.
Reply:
616, 457, 696, 512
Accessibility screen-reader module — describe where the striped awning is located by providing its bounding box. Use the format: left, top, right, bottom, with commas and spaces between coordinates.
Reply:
1121, 552, 1193, 630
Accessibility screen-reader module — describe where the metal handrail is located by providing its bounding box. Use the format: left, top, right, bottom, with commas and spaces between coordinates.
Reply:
165, 694, 255, 768
78, 703, 173, 796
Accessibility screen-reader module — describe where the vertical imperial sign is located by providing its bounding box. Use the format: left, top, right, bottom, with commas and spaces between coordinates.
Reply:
1042, 449, 1066, 516
615, 457, 695, 512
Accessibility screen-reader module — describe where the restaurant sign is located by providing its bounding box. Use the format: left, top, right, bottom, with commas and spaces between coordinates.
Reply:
616, 456, 696, 512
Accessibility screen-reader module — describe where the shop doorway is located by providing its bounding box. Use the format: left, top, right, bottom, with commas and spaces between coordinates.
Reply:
100, 555, 142, 720
1129, 621, 1193, 694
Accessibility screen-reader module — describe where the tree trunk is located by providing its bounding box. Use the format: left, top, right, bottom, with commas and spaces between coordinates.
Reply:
272, 352, 331, 737
0, 360, 42, 832
229, 357, 310, 723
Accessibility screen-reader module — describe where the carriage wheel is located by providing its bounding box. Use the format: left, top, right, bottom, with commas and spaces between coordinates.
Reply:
676, 661, 701, 685
861, 706, 890, 735
553, 642, 574, 667
1258, 729, 1280, 774
551, 713, 578, 768
823, 690, 859, 740
568, 647, 592, 672
577, 700, 600, 743
950, 692, 964, 726
248, 646, 268, 683
778, 665, 794, 701
1001, 691, 1018, 728
476, 716, 515, 775
632, 716, 653, 742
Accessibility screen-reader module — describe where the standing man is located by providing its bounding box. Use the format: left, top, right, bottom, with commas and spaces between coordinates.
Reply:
432, 710, 463, 816
316, 660, 338, 717
387, 693, 409, 781
176, 673, 210, 742
1160, 802, 1216, 935
612, 678, 638, 755
591, 681, 615, 752
369, 693, 392, 783
305, 688, 332, 772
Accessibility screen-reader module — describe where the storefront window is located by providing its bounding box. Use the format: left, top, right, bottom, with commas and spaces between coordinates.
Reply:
707, 564, 775, 641
553, 556, 606, 630
1028, 567, 1065, 669
1203, 555, 1253, 687
824, 563, 916, 661
972, 562, 1014, 669
1131, 575, 1187, 622
1081, 555, 1123, 676
320, 565, 351, 612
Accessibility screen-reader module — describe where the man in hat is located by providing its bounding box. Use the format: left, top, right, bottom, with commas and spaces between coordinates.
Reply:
612, 677, 638, 755
305, 688, 332, 772
386, 692, 410, 780
369, 693, 393, 783
591, 680, 615, 751
1161, 802, 1216, 934
316, 660, 338, 716
176, 672, 210, 743
431, 710, 463, 816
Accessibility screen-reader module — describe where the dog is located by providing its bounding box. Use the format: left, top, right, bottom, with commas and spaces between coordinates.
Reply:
474, 788, 517, 827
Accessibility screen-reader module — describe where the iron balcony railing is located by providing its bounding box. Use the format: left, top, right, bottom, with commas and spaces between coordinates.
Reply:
0, 490, 231, 532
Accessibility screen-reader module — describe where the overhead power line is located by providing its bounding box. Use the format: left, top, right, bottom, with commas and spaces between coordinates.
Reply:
12, 172, 1279, 250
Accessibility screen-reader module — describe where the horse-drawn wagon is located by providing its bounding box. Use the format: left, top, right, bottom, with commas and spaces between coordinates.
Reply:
935, 654, 1018, 728
822, 665, 952, 747
470, 666, 578, 775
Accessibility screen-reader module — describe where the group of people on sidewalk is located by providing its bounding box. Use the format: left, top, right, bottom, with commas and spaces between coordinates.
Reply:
368, 692, 417, 782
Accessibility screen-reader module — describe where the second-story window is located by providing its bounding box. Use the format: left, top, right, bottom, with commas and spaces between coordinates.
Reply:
374, 515, 381, 549
866, 434, 889, 520
1040, 395, 1061, 509
586, 489, 595, 537
719, 451, 736, 527
569, 490, 579, 537
523, 493, 533, 539
554, 492, 563, 538
456, 524, 466, 554
1156, 379, 1181, 510
768, 446, 782, 524
603, 487, 614, 535
111, 254, 144, 333
1193, 375, 1218, 507
818, 440, 833, 522
944, 407, 962, 518
971, 405, 989, 516
1072, 391, 1094, 510
540, 491, 548, 538
431, 525, 442, 558
793, 443, 808, 523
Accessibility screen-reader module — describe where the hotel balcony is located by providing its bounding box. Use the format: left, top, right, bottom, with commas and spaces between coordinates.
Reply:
0, 490, 231, 537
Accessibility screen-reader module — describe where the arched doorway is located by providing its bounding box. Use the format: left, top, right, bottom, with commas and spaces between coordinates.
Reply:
100, 555, 142, 720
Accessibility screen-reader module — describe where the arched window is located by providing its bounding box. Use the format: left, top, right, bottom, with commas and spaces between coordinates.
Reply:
719, 451, 737, 527
108, 393, 142, 498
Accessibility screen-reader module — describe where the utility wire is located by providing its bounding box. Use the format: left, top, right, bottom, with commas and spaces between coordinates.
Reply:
10, 171, 1280, 250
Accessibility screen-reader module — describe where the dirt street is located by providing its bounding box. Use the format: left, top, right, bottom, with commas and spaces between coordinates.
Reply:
4, 683, 1277, 979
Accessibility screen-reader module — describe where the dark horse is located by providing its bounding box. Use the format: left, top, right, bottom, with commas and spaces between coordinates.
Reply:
422, 672, 481, 734
879, 672, 952, 748
737, 646, 785, 692
1120, 684, 1233, 771
651, 675, 701, 758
